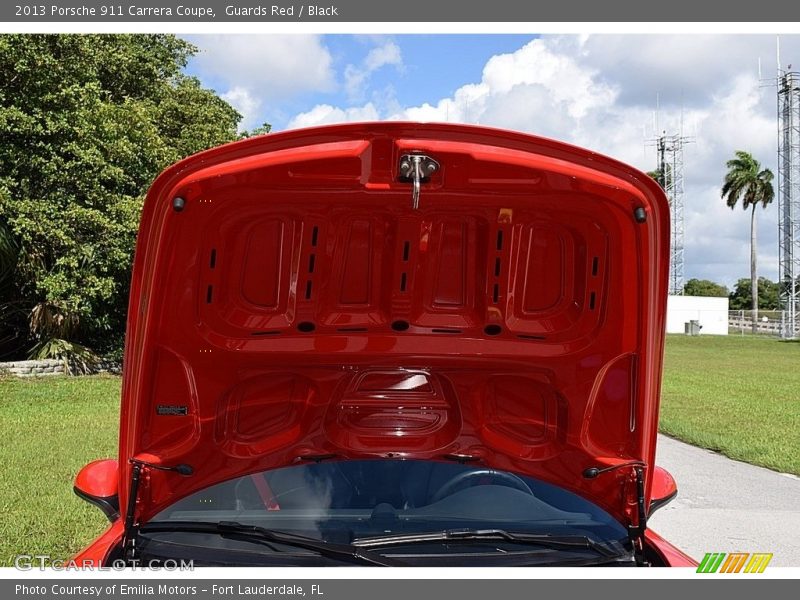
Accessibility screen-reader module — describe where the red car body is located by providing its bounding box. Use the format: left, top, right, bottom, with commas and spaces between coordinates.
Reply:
74, 122, 696, 567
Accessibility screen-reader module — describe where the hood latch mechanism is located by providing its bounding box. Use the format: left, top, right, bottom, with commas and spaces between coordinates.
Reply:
398, 154, 439, 210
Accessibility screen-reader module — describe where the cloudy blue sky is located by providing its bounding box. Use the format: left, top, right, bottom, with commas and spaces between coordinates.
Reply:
185, 34, 800, 289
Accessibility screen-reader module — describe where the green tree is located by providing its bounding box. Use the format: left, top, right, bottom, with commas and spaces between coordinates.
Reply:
683, 278, 729, 297
241, 123, 273, 138
729, 277, 780, 311
647, 168, 666, 189
0, 184, 27, 359
0, 34, 242, 359
720, 151, 775, 332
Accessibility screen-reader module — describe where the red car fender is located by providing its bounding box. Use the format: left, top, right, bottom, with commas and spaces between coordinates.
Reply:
645, 529, 697, 567
71, 520, 124, 568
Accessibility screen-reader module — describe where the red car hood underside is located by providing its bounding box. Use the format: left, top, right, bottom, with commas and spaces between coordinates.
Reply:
120, 123, 670, 528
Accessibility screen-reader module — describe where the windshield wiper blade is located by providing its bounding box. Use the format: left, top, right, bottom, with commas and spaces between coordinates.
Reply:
139, 520, 404, 566
352, 528, 622, 558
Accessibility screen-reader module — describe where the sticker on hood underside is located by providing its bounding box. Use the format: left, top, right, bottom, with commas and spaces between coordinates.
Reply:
156, 405, 188, 416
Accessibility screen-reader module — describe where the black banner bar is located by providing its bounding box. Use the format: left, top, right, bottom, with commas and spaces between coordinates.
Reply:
3, 0, 800, 23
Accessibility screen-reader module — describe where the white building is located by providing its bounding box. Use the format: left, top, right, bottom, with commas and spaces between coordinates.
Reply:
666, 295, 729, 335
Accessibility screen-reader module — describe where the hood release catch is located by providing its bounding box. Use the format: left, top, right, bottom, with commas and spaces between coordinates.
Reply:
399, 154, 439, 210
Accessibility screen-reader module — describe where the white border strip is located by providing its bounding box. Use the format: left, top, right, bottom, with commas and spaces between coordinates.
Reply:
1, 21, 800, 34
1, 566, 799, 579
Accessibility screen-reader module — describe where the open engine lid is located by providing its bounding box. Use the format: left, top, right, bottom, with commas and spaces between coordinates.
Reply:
118, 122, 670, 528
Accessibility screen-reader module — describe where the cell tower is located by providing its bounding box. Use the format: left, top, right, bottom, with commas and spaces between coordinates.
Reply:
777, 68, 800, 338
648, 131, 694, 295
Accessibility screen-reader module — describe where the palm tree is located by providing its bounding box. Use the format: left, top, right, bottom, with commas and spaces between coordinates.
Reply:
721, 151, 775, 333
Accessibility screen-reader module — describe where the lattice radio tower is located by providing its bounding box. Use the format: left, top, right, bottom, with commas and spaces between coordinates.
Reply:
648, 130, 694, 295
777, 67, 800, 338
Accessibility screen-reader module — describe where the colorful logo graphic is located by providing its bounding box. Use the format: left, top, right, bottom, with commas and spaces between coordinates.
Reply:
696, 552, 773, 573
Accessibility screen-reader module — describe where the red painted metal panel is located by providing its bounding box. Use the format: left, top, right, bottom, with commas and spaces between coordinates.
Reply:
113, 122, 670, 529
241, 219, 285, 308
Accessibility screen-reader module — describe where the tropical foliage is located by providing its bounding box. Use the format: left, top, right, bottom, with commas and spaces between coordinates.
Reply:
683, 278, 729, 298
728, 277, 780, 311
720, 151, 775, 331
0, 34, 242, 360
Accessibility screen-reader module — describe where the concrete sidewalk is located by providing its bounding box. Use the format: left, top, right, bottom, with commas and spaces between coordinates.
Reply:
648, 434, 800, 566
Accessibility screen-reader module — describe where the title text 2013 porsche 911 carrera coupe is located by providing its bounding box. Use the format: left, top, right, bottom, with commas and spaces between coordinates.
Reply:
72, 123, 696, 567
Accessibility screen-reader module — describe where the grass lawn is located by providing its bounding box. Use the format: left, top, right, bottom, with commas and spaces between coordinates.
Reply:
0, 375, 120, 566
660, 334, 800, 475
0, 334, 798, 564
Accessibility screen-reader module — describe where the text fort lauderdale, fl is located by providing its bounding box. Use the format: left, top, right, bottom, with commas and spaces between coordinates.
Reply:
114, 584, 318, 595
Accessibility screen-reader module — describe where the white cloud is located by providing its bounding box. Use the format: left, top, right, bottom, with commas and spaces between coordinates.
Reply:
221, 86, 262, 132
344, 40, 403, 101
283, 35, 797, 286
575, 35, 800, 108
191, 35, 335, 99
190, 34, 335, 132
365, 39, 618, 128
364, 40, 403, 71
287, 103, 380, 130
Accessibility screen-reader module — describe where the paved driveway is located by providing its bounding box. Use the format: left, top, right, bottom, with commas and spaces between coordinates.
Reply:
648, 434, 800, 566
